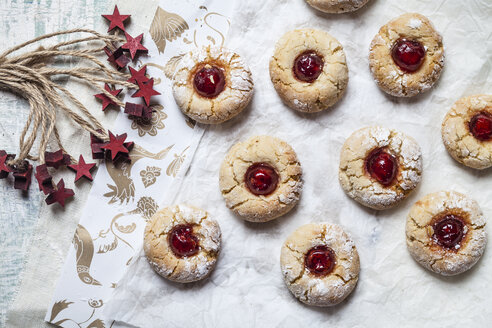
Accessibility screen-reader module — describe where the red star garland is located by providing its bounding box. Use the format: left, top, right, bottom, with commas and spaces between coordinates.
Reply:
0, 150, 12, 179
127, 65, 149, 85
101, 131, 130, 160
68, 155, 96, 182
121, 33, 148, 60
102, 5, 130, 32
94, 84, 122, 111
132, 79, 160, 106
46, 179, 74, 207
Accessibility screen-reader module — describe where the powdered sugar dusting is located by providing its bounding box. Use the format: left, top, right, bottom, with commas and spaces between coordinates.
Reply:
408, 18, 422, 29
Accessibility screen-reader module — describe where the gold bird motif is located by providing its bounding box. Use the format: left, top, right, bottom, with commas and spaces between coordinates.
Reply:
104, 144, 173, 204
150, 7, 189, 54
72, 224, 101, 286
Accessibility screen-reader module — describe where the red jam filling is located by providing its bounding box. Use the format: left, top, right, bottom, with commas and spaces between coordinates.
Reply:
365, 148, 398, 186
391, 39, 426, 72
244, 163, 279, 196
168, 224, 200, 258
469, 112, 492, 141
305, 245, 336, 276
432, 215, 465, 249
193, 65, 225, 98
293, 51, 324, 83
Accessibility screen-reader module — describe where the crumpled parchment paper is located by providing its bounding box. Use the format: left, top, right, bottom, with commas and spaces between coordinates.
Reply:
104, 0, 492, 326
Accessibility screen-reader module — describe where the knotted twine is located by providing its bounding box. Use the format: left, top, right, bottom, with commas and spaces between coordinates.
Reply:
0, 28, 137, 170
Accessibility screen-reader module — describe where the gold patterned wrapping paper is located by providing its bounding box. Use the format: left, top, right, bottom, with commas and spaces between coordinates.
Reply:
45, 1, 233, 327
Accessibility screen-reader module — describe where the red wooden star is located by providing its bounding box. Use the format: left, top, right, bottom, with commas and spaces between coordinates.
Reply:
101, 131, 129, 160
121, 33, 148, 60
45, 149, 70, 169
0, 150, 11, 179
34, 164, 55, 195
46, 179, 74, 207
68, 155, 96, 182
12, 161, 32, 191
127, 65, 149, 84
132, 79, 160, 106
102, 5, 130, 32
124, 102, 153, 120
90, 130, 107, 160
95, 84, 122, 111
104, 46, 130, 70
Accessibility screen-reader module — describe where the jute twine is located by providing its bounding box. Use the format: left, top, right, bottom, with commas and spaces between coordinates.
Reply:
0, 29, 137, 168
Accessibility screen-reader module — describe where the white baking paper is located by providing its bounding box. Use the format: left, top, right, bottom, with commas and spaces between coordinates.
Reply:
105, 0, 492, 327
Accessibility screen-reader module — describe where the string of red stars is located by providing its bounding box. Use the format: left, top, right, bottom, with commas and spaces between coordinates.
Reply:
0, 5, 161, 207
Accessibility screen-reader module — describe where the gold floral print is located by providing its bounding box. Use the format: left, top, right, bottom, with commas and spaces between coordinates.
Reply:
150, 7, 189, 54
130, 104, 167, 137
88, 299, 103, 308
166, 146, 189, 178
136, 196, 159, 221
140, 166, 161, 188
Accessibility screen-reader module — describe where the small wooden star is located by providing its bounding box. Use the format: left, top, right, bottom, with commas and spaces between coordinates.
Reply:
45, 150, 70, 169
0, 150, 12, 179
102, 5, 130, 32
34, 164, 55, 195
12, 161, 32, 191
101, 131, 130, 160
132, 79, 160, 106
127, 65, 149, 84
124, 102, 153, 120
46, 179, 74, 207
104, 46, 130, 70
95, 84, 122, 111
121, 33, 148, 60
68, 155, 96, 182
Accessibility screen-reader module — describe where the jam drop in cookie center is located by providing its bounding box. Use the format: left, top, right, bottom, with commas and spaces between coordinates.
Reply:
193, 65, 226, 98
391, 38, 426, 73
365, 148, 398, 186
169, 224, 200, 258
432, 215, 466, 249
469, 112, 492, 141
244, 162, 279, 196
305, 245, 336, 276
293, 51, 324, 83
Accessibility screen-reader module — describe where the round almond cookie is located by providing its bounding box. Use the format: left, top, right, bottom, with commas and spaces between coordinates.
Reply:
339, 126, 422, 210
269, 28, 348, 113
441, 95, 492, 169
406, 191, 487, 276
219, 135, 302, 222
172, 46, 254, 124
369, 13, 444, 97
280, 223, 360, 307
305, 0, 371, 13
143, 204, 221, 283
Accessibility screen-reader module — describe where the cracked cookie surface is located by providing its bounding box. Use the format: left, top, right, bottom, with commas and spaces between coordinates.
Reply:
369, 13, 444, 97
143, 204, 221, 283
305, 0, 371, 13
172, 46, 254, 124
269, 28, 348, 113
219, 135, 302, 222
280, 223, 360, 307
339, 126, 422, 210
441, 95, 492, 169
406, 191, 487, 276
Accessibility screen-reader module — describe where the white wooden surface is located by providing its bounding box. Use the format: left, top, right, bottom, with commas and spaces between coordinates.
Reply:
0, 0, 109, 325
